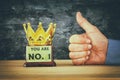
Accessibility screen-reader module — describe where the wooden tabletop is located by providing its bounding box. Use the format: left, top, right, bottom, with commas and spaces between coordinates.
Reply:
0, 60, 120, 80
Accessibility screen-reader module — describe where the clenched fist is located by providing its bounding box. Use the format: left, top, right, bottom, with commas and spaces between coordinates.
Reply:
69, 12, 108, 65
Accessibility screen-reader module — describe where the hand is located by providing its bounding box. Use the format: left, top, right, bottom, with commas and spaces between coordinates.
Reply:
69, 12, 108, 65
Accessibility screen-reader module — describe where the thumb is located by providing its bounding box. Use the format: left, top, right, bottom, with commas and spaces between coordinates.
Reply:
76, 12, 99, 33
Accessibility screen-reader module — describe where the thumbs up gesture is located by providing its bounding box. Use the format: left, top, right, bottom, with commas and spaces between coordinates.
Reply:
69, 12, 108, 65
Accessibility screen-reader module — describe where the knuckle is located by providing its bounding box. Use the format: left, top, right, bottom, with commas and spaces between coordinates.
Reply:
72, 58, 86, 65
69, 34, 79, 43
72, 59, 78, 64
69, 44, 77, 51
84, 44, 91, 50
69, 52, 73, 58
68, 44, 72, 51
69, 36, 73, 43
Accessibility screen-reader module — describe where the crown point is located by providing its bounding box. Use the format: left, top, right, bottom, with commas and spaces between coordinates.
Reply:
50, 23, 53, 25
49, 23, 53, 26
27, 22, 31, 25
39, 22, 42, 25
23, 23, 26, 27
54, 24, 56, 28
23, 22, 56, 46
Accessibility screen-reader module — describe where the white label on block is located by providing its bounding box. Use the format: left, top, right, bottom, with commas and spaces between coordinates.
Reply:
26, 46, 52, 62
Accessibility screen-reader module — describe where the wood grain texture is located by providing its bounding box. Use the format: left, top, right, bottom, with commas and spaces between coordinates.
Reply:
0, 60, 120, 80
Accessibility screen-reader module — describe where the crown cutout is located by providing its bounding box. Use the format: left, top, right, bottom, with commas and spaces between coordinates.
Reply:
23, 22, 56, 46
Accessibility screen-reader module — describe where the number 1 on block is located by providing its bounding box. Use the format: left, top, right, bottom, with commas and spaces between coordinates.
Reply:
26, 46, 52, 62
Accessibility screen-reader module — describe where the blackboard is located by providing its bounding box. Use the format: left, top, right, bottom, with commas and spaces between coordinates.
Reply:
0, 0, 120, 60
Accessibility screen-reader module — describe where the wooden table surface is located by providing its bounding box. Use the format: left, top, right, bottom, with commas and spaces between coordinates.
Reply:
0, 60, 120, 80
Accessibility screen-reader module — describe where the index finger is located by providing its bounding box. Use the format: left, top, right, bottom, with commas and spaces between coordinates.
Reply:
69, 34, 91, 44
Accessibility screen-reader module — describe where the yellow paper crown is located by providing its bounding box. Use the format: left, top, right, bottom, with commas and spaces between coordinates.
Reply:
23, 22, 56, 46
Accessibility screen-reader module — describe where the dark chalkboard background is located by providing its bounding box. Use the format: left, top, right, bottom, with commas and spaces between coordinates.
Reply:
0, 0, 120, 60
